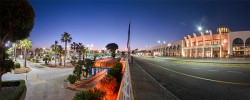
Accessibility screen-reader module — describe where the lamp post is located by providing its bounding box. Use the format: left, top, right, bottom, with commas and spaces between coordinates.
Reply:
158, 40, 166, 57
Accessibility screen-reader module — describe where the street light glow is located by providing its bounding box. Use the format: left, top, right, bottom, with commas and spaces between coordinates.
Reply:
198, 26, 203, 31
206, 30, 209, 33
157, 40, 160, 43
163, 41, 166, 44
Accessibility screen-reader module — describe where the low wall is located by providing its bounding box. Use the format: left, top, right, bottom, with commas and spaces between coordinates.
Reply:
117, 59, 133, 100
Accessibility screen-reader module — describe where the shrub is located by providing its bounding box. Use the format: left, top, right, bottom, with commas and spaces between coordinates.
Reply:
73, 88, 105, 100
67, 74, 77, 84
1, 80, 26, 100
31, 58, 35, 62
14, 62, 21, 68
108, 62, 123, 92
35, 59, 39, 63
0, 59, 14, 72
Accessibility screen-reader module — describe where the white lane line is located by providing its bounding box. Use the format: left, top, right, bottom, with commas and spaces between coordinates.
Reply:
134, 61, 180, 100
227, 71, 242, 73
192, 67, 200, 69
179, 65, 185, 67
208, 69, 219, 72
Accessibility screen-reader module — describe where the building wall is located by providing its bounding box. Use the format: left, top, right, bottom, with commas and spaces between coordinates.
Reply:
151, 30, 250, 58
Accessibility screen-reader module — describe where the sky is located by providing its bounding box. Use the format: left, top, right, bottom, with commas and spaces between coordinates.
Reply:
29, 0, 250, 50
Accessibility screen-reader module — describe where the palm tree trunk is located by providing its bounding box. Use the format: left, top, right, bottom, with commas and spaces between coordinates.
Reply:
0, 74, 2, 90
59, 54, 62, 66
24, 48, 27, 67
78, 52, 81, 61
82, 54, 85, 61
14, 46, 17, 61
64, 42, 67, 67
55, 53, 56, 66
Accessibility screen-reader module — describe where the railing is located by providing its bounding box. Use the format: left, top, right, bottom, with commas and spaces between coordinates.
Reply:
117, 58, 133, 100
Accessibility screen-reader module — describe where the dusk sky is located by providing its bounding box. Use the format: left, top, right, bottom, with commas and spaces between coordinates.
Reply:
29, 0, 250, 50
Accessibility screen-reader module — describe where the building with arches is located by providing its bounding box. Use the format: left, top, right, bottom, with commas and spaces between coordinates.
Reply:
151, 27, 250, 58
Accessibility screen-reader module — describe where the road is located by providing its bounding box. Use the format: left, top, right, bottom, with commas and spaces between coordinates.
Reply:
133, 56, 250, 100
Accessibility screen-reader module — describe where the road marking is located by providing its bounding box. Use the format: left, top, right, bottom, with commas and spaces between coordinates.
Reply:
134, 61, 180, 100
192, 67, 200, 69
227, 71, 242, 73
179, 65, 185, 67
138, 59, 250, 86
208, 70, 219, 72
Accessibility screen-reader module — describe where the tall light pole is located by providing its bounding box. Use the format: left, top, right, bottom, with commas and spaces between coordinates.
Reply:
158, 40, 166, 56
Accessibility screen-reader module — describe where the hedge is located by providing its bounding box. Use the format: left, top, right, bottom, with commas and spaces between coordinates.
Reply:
1, 80, 26, 100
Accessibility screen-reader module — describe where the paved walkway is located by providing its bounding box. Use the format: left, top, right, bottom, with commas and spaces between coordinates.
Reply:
130, 61, 179, 100
153, 56, 250, 64
2, 58, 76, 100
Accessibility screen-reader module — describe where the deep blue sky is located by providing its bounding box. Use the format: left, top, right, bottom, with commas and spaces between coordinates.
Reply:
29, 0, 250, 50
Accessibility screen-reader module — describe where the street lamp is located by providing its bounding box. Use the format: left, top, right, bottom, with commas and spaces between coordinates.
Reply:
157, 40, 166, 57
198, 26, 202, 31
206, 30, 209, 33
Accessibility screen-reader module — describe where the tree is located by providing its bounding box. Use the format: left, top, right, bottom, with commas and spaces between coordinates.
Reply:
34, 48, 42, 57
20, 38, 32, 67
70, 42, 78, 59
61, 32, 72, 67
43, 54, 51, 65
106, 43, 119, 58
12, 42, 19, 61
81, 46, 87, 61
51, 40, 58, 66
92, 53, 99, 61
0, 0, 35, 90
83, 58, 93, 78
71, 42, 85, 61
0, 0, 35, 61
6, 47, 14, 56
56, 45, 63, 66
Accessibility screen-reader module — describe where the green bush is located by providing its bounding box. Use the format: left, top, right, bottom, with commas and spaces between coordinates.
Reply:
108, 62, 123, 92
35, 59, 39, 63
32, 58, 35, 62
14, 62, 21, 68
1, 80, 26, 100
67, 74, 77, 84
73, 88, 105, 100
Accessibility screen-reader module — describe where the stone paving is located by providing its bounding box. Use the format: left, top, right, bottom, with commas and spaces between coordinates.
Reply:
130, 61, 179, 100
2, 58, 76, 100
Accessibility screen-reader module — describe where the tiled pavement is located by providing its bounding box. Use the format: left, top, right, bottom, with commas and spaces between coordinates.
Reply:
130, 61, 179, 100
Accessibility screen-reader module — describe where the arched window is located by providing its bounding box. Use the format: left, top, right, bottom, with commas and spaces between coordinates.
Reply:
232, 38, 244, 57
245, 38, 250, 56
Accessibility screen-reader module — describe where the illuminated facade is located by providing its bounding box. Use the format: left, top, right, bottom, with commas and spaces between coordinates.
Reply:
152, 27, 250, 57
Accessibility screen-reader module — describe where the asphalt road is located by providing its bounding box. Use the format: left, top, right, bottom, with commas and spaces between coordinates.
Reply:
133, 56, 250, 100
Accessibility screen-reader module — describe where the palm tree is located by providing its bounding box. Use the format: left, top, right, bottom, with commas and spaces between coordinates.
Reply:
51, 41, 58, 66
61, 32, 72, 67
20, 38, 32, 67
71, 42, 85, 61
70, 42, 77, 59
12, 42, 19, 61
56, 45, 63, 66
81, 47, 87, 61
106, 43, 119, 58
76, 43, 84, 61
92, 53, 99, 61
34, 48, 41, 57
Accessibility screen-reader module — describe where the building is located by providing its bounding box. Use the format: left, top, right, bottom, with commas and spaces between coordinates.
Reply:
152, 27, 250, 58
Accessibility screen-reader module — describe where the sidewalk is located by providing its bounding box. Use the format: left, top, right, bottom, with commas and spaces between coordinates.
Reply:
153, 56, 250, 64
130, 61, 179, 100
